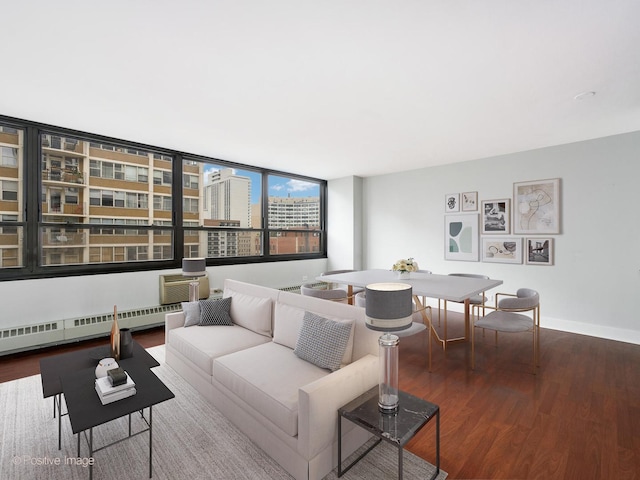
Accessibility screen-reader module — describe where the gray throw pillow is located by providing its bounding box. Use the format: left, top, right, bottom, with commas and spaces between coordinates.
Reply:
199, 297, 233, 326
181, 301, 201, 327
294, 311, 353, 372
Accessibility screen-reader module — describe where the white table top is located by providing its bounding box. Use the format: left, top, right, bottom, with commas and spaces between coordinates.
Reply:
317, 269, 503, 302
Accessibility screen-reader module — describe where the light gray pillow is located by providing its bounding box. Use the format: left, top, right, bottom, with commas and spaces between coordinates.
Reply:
181, 301, 201, 327
294, 311, 353, 372
199, 297, 233, 326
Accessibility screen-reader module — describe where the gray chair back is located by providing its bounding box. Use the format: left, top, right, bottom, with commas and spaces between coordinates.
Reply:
355, 291, 367, 308
498, 288, 539, 311
300, 283, 347, 301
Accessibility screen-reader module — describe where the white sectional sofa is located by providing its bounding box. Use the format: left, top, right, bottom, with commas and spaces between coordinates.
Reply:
165, 279, 381, 480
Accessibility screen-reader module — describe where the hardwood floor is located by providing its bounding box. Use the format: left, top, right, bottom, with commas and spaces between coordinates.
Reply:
2, 320, 639, 479
400, 315, 640, 479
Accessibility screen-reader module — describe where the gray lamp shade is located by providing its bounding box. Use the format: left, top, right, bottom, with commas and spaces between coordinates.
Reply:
365, 283, 413, 331
182, 258, 206, 277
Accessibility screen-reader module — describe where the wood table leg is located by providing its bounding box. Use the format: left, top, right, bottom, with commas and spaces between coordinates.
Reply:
464, 298, 470, 340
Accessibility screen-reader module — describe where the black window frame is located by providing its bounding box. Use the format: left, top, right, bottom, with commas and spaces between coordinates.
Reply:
0, 114, 327, 281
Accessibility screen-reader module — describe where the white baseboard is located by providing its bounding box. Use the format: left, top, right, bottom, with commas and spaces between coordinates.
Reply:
542, 316, 640, 346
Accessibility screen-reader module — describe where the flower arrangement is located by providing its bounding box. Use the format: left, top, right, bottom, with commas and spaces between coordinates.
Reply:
392, 257, 419, 273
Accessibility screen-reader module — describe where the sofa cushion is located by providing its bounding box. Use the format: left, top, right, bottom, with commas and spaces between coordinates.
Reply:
294, 312, 353, 371
273, 302, 355, 366
214, 342, 329, 437
181, 301, 201, 327
199, 297, 233, 326
168, 325, 270, 376
223, 289, 273, 337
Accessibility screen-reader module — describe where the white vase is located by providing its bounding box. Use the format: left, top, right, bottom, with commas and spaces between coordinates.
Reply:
396, 271, 410, 279
95, 357, 119, 378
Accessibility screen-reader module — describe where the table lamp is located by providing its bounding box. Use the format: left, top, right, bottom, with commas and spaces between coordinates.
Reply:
364, 282, 413, 412
182, 257, 207, 302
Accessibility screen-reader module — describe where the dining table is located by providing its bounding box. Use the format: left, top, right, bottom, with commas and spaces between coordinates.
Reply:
316, 269, 503, 370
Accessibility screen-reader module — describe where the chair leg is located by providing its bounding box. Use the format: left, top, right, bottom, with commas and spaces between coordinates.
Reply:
532, 329, 537, 375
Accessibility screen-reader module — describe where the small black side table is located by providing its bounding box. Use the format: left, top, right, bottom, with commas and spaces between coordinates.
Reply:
338, 387, 440, 480
60, 362, 174, 480
40, 341, 160, 450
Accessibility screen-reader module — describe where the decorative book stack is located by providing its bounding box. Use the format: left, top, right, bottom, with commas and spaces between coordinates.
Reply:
95, 369, 136, 405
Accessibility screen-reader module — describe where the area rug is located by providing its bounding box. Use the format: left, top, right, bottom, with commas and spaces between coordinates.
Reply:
0, 345, 446, 479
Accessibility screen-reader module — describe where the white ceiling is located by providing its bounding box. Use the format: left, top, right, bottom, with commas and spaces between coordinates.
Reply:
2, 1, 640, 180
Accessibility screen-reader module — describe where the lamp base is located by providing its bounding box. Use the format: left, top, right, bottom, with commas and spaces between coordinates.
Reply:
378, 333, 400, 413
378, 394, 399, 413
189, 281, 199, 303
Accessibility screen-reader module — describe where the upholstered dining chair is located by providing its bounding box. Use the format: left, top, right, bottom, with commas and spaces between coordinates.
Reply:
471, 288, 540, 374
355, 291, 429, 338
320, 269, 364, 297
300, 283, 348, 303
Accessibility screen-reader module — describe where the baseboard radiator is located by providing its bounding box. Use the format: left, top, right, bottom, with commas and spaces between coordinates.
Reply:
0, 281, 321, 356
0, 304, 181, 356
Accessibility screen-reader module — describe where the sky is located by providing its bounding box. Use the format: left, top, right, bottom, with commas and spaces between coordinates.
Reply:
203, 165, 319, 204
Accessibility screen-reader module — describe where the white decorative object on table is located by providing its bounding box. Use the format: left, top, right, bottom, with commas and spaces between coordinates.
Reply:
95, 357, 119, 378
392, 258, 419, 279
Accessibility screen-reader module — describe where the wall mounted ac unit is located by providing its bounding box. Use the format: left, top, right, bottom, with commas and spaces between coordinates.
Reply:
159, 274, 210, 305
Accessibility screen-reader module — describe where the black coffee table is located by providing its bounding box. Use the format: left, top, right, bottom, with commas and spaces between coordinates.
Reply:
40, 341, 160, 450
338, 386, 440, 480
60, 361, 174, 479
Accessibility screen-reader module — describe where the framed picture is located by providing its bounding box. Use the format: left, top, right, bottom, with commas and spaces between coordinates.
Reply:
445, 193, 460, 212
481, 237, 522, 264
481, 199, 510, 234
513, 178, 561, 234
445, 214, 479, 261
526, 238, 554, 265
461, 192, 478, 211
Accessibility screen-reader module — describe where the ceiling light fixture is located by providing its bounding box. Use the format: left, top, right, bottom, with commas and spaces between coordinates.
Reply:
574, 91, 596, 101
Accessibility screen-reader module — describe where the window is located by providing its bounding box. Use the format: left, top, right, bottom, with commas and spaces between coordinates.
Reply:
64, 188, 79, 205
1, 115, 325, 278
1, 180, 18, 201
267, 175, 321, 255
153, 195, 172, 211
1, 146, 18, 167
101, 162, 114, 179
90, 160, 100, 177
154, 170, 172, 186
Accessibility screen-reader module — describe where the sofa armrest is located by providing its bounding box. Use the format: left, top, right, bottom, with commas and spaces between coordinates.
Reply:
165, 312, 185, 344
297, 354, 378, 459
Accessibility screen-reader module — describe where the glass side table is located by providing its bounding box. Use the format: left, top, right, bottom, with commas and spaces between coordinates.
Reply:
338, 386, 440, 480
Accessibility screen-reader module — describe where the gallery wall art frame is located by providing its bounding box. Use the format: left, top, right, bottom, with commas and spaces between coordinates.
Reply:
481, 237, 522, 264
481, 199, 510, 234
513, 178, 561, 234
445, 213, 479, 261
445, 193, 460, 212
461, 191, 478, 211
525, 237, 554, 265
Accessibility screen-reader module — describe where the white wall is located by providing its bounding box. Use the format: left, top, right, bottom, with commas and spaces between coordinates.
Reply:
362, 131, 640, 344
0, 259, 326, 330
327, 176, 363, 270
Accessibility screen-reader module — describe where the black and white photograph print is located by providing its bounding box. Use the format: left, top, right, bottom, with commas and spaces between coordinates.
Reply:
526, 238, 554, 265
481, 199, 510, 234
